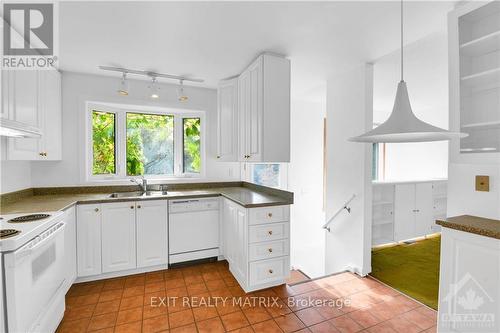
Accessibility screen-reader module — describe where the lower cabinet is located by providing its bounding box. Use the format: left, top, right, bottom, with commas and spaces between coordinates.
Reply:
76, 204, 102, 277
137, 200, 168, 268
76, 200, 168, 278
222, 198, 290, 292
101, 202, 137, 273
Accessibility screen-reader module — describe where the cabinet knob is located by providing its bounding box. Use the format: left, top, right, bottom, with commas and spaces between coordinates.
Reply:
130, 206, 134, 209
137, 205, 141, 209
268, 269, 274, 274
216, 155, 220, 159
268, 213, 273, 218
94, 208, 99, 212
268, 230, 273, 235
268, 248, 273, 253
39, 152, 47, 157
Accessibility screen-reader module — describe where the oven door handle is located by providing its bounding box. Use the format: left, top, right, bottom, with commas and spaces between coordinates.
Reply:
14, 222, 65, 261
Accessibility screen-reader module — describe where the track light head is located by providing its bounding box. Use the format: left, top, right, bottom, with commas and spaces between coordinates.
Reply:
117, 72, 129, 96
177, 79, 188, 102
149, 77, 160, 99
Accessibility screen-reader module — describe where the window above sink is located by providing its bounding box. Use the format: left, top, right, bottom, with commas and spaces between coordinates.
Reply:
86, 102, 205, 181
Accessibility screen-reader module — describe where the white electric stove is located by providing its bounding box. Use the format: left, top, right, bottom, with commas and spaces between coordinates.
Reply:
0, 211, 66, 333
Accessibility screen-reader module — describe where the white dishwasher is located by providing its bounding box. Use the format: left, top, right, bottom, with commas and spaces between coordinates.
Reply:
168, 198, 220, 264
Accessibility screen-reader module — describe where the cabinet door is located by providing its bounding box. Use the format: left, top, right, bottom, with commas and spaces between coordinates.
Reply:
7, 70, 41, 160
217, 78, 239, 161
101, 202, 137, 273
238, 70, 250, 161
246, 57, 263, 162
38, 69, 62, 160
223, 199, 236, 265
64, 207, 77, 290
233, 206, 248, 282
394, 184, 416, 241
415, 183, 433, 236
77, 204, 102, 277
136, 200, 168, 268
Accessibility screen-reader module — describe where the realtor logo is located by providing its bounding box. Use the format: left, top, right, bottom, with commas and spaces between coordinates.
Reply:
2, 2, 57, 69
441, 273, 497, 332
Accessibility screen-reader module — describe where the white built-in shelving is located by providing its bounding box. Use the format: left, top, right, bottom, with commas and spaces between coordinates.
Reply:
372, 180, 447, 247
450, 1, 500, 159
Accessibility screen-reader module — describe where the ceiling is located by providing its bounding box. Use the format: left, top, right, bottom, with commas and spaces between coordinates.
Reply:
59, 1, 455, 100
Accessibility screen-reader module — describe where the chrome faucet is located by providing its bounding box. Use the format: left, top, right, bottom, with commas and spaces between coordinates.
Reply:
130, 176, 148, 192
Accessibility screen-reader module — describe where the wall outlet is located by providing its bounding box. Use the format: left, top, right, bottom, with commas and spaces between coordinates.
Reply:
475, 175, 489, 192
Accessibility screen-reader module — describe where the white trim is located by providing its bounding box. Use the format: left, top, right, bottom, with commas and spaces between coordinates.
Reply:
85, 101, 206, 182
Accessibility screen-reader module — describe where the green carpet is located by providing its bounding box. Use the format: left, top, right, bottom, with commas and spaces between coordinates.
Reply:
370, 235, 440, 309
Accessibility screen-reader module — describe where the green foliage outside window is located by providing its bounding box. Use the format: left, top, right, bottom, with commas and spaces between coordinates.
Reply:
126, 113, 174, 176
92, 111, 116, 174
183, 118, 201, 173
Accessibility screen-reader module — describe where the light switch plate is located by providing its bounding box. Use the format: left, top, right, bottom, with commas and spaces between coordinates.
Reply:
475, 175, 489, 192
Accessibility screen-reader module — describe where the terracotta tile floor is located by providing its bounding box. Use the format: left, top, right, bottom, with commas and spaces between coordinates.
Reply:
58, 261, 437, 333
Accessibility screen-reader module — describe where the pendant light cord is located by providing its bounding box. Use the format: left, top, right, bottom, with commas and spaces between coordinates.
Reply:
401, 0, 404, 82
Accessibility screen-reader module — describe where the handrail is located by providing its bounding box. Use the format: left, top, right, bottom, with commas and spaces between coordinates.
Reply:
323, 194, 356, 232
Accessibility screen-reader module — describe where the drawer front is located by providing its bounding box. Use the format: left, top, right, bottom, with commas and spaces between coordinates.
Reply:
249, 205, 289, 225
249, 239, 289, 261
169, 198, 219, 213
249, 223, 289, 243
249, 257, 289, 286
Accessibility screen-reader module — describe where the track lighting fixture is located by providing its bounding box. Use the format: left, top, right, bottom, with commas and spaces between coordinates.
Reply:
149, 77, 160, 99
117, 72, 129, 96
177, 80, 188, 102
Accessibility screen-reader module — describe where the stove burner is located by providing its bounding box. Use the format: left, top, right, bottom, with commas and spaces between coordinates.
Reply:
8, 214, 51, 223
0, 229, 21, 239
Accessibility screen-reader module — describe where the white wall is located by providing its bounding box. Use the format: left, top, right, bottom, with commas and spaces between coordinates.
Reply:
325, 64, 373, 276
30, 72, 240, 187
289, 99, 326, 278
0, 158, 32, 193
448, 163, 500, 219
373, 32, 449, 181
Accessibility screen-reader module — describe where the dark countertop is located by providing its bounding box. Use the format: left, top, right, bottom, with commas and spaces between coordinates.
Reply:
0, 184, 293, 214
436, 215, 500, 240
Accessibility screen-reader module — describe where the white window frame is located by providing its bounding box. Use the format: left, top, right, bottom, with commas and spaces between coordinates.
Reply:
241, 163, 288, 190
85, 101, 206, 181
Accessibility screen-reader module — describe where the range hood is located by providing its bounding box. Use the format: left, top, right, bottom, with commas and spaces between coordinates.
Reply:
0, 118, 42, 138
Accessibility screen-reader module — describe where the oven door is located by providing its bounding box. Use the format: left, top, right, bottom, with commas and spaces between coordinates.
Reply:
4, 221, 66, 333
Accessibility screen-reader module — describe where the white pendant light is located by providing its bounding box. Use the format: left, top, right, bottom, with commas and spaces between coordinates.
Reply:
117, 72, 129, 96
177, 79, 188, 102
149, 77, 160, 99
350, 0, 468, 143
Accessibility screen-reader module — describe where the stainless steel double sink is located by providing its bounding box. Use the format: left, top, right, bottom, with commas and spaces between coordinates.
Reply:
108, 191, 168, 198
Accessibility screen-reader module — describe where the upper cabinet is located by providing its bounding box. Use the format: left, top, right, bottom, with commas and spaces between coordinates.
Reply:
217, 53, 290, 162
2, 69, 62, 161
217, 77, 239, 161
448, 1, 500, 164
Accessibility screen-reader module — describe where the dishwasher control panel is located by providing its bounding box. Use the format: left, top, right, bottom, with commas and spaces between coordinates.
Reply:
169, 197, 220, 213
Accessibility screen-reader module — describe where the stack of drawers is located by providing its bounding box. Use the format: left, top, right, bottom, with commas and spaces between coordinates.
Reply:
222, 198, 290, 292
247, 206, 290, 289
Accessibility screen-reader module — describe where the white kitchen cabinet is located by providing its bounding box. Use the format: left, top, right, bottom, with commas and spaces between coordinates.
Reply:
217, 78, 239, 161
63, 206, 77, 293
438, 225, 500, 333
394, 184, 417, 241
238, 54, 291, 162
449, 1, 500, 163
76, 204, 102, 277
414, 183, 433, 236
101, 202, 137, 273
3, 69, 62, 161
5, 70, 40, 160
216, 53, 290, 163
136, 200, 168, 268
222, 198, 290, 292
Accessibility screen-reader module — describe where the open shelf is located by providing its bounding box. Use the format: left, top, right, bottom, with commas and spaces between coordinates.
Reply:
461, 67, 500, 87
460, 30, 500, 56
461, 120, 500, 129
